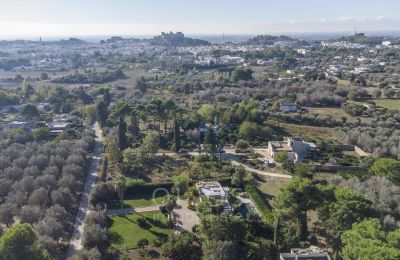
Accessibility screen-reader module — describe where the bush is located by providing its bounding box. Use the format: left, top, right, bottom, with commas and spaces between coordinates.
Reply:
137, 238, 149, 249
238, 121, 263, 141
137, 218, 148, 228
196, 154, 211, 162
82, 224, 109, 251
236, 139, 250, 150
274, 151, 288, 163
85, 211, 109, 228
73, 248, 102, 260
89, 182, 114, 206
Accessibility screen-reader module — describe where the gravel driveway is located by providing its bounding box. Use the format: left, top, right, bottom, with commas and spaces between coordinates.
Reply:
173, 199, 199, 232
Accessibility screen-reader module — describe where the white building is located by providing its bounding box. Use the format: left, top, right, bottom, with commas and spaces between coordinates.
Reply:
3, 120, 33, 132
280, 247, 331, 260
196, 181, 231, 212
382, 41, 392, 47
280, 103, 298, 112
268, 137, 316, 164
36, 103, 51, 112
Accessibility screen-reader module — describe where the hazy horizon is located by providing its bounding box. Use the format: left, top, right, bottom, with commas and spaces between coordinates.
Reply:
2, 30, 400, 43
1, 0, 400, 38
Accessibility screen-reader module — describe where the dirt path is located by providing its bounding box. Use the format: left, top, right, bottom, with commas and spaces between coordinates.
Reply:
188, 151, 292, 179
229, 160, 292, 179
66, 122, 103, 259
106, 205, 161, 216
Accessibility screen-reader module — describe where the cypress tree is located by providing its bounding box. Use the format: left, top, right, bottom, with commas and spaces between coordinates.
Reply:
118, 116, 128, 150
173, 118, 181, 152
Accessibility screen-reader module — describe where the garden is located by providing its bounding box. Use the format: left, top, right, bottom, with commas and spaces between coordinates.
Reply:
109, 211, 172, 250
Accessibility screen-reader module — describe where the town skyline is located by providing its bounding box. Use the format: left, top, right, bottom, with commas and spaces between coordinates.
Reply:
1, 0, 400, 37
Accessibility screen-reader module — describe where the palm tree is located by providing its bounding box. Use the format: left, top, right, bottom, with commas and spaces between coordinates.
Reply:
115, 176, 127, 210
162, 195, 176, 222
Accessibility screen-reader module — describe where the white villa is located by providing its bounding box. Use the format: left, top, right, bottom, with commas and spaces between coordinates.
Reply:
280, 103, 298, 112
268, 137, 316, 164
196, 181, 231, 212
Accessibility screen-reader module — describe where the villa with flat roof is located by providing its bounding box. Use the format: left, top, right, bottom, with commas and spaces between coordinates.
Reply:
280, 247, 331, 260
196, 181, 231, 212
268, 137, 316, 164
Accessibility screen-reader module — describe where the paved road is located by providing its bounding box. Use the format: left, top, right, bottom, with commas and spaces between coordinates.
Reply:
66, 122, 103, 259
107, 205, 161, 216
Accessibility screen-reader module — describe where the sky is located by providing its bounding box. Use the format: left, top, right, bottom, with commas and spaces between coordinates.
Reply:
1, 0, 400, 38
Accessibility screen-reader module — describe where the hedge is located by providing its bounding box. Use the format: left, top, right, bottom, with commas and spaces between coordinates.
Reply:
125, 176, 233, 195
244, 182, 274, 224
126, 182, 174, 194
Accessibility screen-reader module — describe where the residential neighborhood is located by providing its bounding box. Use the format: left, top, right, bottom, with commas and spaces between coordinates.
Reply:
0, 1, 400, 260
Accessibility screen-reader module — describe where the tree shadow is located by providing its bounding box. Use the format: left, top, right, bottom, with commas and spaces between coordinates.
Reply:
109, 230, 123, 244
252, 173, 265, 183
148, 229, 169, 241
145, 216, 168, 229
148, 249, 160, 258
270, 124, 290, 139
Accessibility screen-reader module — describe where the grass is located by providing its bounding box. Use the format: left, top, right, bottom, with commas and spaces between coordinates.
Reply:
308, 107, 348, 119
110, 193, 164, 209
307, 107, 372, 124
268, 120, 336, 142
109, 211, 172, 250
349, 98, 400, 110
336, 79, 350, 87
372, 98, 400, 110
342, 150, 362, 158
312, 172, 336, 181
256, 176, 290, 200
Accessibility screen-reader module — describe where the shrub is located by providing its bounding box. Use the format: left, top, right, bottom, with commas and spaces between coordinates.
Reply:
89, 182, 114, 206
137, 238, 149, 249
236, 139, 250, 150
274, 151, 288, 163
137, 217, 148, 228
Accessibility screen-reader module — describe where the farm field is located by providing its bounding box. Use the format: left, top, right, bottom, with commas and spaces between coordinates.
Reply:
372, 98, 400, 110
307, 107, 371, 124
268, 120, 337, 142
349, 98, 400, 110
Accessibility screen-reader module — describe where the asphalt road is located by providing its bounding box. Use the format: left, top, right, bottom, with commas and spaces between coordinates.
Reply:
66, 122, 103, 259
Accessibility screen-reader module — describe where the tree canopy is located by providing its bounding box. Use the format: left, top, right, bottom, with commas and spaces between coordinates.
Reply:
341, 218, 400, 259
0, 224, 50, 260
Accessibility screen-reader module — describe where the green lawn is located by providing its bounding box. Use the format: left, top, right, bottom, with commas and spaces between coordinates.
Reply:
256, 176, 290, 203
109, 211, 171, 250
372, 98, 400, 110
110, 193, 164, 209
